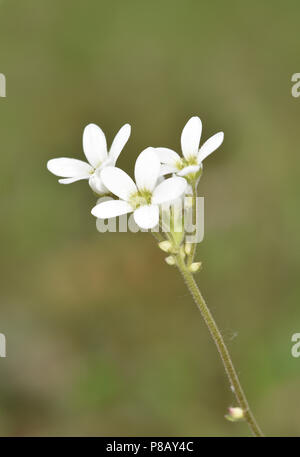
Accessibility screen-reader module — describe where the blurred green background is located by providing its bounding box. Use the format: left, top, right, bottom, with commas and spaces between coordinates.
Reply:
0, 0, 300, 437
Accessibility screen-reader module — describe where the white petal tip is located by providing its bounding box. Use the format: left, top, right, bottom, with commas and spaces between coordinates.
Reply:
84, 122, 98, 130
177, 165, 200, 177
190, 115, 201, 122
198, 131, 225, 163
218, 131, 224, 142
46, 159, 57, 173
181, 116, 202, 159
123, 123, 131, 132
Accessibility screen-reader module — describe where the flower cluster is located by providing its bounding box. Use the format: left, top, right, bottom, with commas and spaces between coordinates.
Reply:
47, 116, 223, 230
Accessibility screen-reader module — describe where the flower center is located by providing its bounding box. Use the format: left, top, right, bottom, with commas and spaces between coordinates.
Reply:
92, 158, 110, 174
129, 189, 152, 209
176, 155, 198, 170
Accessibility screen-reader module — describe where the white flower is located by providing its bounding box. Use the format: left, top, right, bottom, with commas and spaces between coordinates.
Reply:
91, 148, 187, 229
47, 123, 131, 194
156, 116, 224, 178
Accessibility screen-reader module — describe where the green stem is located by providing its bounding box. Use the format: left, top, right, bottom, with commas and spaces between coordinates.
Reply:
152, 230, 166, 243
176, 254, 264, 437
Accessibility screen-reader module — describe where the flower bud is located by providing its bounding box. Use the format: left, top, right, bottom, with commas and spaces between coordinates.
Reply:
189, 262, 202, 273
225, 407, 244, 422
158, 241, 172, 253
165, 256, 176, 266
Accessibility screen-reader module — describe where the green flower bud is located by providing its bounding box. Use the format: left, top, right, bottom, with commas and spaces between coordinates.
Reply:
165, 256, 176, 266
189, 262, 202, 273
225, 407, 245, 422
158, 241, 172, 253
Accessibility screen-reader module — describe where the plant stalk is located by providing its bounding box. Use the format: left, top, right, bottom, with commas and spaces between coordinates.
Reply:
176, 254, 263, 437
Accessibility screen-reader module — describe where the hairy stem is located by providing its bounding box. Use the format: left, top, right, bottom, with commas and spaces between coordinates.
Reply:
176, 254, 263, 437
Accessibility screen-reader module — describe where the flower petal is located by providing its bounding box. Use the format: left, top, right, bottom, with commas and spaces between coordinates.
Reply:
181, 116, 202, 159
198, 132, 224, 163
134, 147, 160, 191
133, 204, 159, 229
152, 177, 187, 205
101, 166, 137, 200
91, 199, 133, 219
155, 147, 180, 165
59, 177, 89, 184
109, 124, 131, 164
83, 123, 108, 167
177, 165, 200, 176
89, 170, 109, 195
159, 164, 178, 176
47, 158, 93, 178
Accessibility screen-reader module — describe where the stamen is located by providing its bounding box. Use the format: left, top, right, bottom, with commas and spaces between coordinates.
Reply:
129, 189, 152, 209
176, 156, 198, 170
